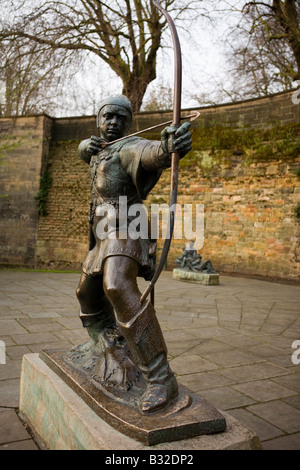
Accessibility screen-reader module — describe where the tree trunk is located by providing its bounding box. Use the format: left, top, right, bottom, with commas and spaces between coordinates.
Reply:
123, 73, 156, 113
273, 0, 300, 79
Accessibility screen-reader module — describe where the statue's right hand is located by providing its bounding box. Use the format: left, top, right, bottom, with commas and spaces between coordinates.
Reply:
86, 135, 106, 155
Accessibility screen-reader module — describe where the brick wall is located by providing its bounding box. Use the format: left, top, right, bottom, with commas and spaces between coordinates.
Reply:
35, 139, 90, 269
0, 115, 52, 266
1, 91, 300, 281
50, 90, 300, 142
155, 152, 300, 282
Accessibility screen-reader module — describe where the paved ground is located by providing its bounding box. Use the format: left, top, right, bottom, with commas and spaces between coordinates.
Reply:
0, 269, 299, 450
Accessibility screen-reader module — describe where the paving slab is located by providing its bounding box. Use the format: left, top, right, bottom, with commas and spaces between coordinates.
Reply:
232, 380, 298, 402
167, 339, 201, 356
0, 410, 31, 445
0, 269, 300, 450
247, 401, 300, 434
0, 378, 20, 407
179, 371, 235, 393
0, 440, 39, 450
216, 362, 290, 383
228, 408, 283, 442
17, 319, 64, 333
6, 345, 32, 361
11, 332, 60, 345
181, 339, 234, 356
0, 361, 22, 380
283, 394, 300, 410
272, 373, 300, 393
170, 354, 219, 375
198, 386, 256, 410
242, 343, 288, 359
0, 320, 28, 335
265, 355, 296, 368
28, 341, 73, 353
262, 433, 300, 450
199, 349, 265, 368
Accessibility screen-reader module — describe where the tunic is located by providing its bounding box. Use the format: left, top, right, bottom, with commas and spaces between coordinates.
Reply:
81, 136, 163, 280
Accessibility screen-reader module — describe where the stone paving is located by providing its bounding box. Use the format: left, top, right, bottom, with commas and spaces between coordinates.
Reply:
0, 269, 299, 450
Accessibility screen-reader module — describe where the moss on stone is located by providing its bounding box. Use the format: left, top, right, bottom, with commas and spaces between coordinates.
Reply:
180, 123, 300, 175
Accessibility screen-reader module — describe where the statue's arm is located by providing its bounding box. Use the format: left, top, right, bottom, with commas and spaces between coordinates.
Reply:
78, 139, 92, 164
78, 136, 105, 164
140, 141, 170, 171
141, 121, 192, 172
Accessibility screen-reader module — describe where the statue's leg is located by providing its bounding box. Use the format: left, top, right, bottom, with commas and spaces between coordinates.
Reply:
76, 272, 116, 343
103, 256, 178, 413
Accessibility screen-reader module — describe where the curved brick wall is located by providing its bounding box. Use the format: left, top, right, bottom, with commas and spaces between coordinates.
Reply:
1, 91, 299, 282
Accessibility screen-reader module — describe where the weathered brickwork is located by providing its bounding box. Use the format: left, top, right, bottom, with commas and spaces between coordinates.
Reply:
0, 115, 52, 265
35, 140, 91, 268
1, 91, 299, 281
154, 155, 300, 282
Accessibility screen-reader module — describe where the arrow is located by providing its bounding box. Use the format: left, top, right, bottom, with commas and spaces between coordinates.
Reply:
101, 111, 199, 148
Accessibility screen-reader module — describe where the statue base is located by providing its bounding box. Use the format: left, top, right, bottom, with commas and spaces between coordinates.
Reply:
173, 268, 219, 285
19, 353, 262, 450
39, 349, 226, 446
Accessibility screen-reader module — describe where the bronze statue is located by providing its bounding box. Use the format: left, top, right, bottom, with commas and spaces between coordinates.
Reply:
176, 241, 217, 273
75, 95, 192, 414
39, 1, 227, 443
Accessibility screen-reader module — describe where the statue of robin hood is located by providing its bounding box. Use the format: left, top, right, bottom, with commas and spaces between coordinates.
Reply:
74, 94, 192, 414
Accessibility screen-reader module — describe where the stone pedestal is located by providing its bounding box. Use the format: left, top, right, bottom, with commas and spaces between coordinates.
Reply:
173, 268, 219, 285
19, 353, 261, 450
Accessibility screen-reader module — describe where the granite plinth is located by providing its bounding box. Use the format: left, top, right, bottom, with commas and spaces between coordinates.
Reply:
173, 268, 219, 285
19, 353, 262, 450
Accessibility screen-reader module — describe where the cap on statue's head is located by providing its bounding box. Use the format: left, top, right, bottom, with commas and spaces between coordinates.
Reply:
96, 95, 132, 128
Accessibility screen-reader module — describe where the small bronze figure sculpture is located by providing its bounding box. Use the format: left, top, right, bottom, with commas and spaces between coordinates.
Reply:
176, 241, 217, 274
74, 95, 192, 414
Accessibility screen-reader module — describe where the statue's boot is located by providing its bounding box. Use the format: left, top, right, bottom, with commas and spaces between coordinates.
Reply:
79, 296, 116, 342
76, 273, 118, 348
117, 300, 178, 413
68, 303, 117, 362
79, 305, 141, 389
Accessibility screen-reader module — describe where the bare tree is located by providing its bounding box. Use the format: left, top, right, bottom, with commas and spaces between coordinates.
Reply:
186, 0, 300, 105
225, 0, 300, 98
0, 36, 80, 116
0, 0, 204, 113
141, 80, 173, 110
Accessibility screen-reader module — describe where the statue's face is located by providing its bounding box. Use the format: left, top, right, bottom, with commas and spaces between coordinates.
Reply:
98, 105, 131, 141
